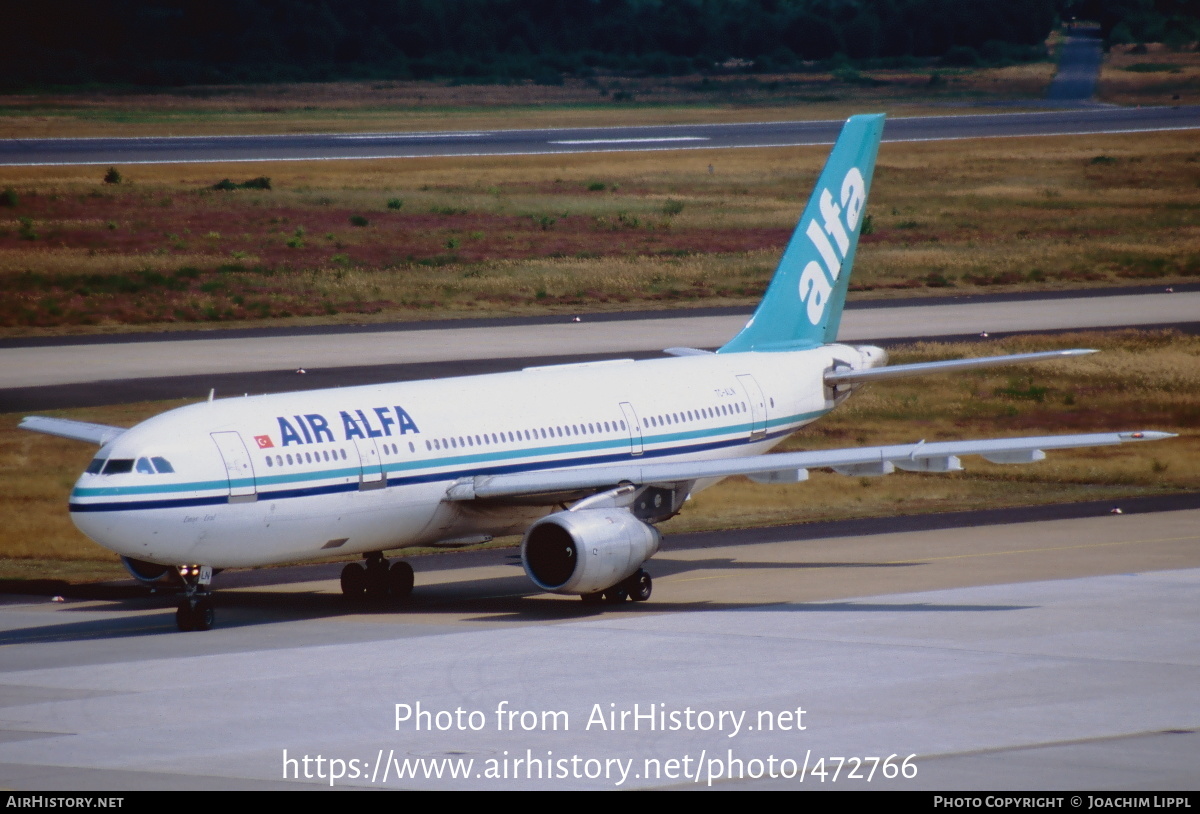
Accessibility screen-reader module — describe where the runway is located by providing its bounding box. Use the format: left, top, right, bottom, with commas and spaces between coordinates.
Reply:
3, 106, 1199, 166
2, 286, 1197, 411
1, 502, 1197, 789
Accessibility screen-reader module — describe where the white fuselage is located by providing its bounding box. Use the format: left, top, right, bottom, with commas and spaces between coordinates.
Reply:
70, 345, 863, 568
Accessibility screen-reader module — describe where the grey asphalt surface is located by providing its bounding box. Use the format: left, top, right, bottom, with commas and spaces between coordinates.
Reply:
1048, 29, 1105, 102
1, 501, 1196, 790
3, 107, 1199, 166
4, 287, 1197, 411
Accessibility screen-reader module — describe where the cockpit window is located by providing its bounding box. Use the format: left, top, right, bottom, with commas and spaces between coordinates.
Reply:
151, 456, 175, 474
86, 458, 106, 475
102, 459, 134, 475
135, 457, 155, 474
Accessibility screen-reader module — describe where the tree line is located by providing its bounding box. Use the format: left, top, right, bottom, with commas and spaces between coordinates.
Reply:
0, 0, 1186, 90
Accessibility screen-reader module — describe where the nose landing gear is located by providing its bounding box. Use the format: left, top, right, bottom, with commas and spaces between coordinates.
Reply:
175, 564, 214, 632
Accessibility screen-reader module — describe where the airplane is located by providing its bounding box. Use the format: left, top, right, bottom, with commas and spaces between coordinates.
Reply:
19, 113, 1173, 632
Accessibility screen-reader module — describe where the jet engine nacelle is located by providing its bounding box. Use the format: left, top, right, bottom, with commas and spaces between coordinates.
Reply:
521, 508, 660, 595
120, 555, 174, 584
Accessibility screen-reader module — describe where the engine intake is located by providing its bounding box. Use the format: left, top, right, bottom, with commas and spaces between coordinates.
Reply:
120, 556, 173, 584
522, 509, 660, 595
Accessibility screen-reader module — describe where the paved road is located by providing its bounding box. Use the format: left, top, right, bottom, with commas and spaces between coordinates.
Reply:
2, 289, 1196, 412
1048, 29, 1104, 102
1, 502, 1196, 789
3, 107, 1199, 166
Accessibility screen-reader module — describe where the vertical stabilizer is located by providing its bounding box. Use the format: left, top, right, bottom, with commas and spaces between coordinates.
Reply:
718, 113, 884, 353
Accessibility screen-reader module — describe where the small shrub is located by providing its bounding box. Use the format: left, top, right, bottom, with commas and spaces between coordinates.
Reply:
662, 199, 685, 215
0, 188, 17, 207
587, 182, 606, 192
860, 214, 874, 235
995, 379, 1047, 402
212, 177, 271, 191
349, 215, 369, 227
445, 237, 460, 249
18, 217, 37, 241
103, 167, 122, 185
387, 198, 403, 210
1124, 63, 1179, 73
1090, 155, 1117, 165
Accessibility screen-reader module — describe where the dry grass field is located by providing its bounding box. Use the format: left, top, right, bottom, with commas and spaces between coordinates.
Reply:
0, 63, 1055, 139
1, 129, 1197, 336
2, 330, 1196, 582
1099, 43, 1200, 107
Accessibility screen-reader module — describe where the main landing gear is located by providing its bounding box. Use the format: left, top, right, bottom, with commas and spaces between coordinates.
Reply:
340, 552, 414, 604
175, 564, 215, 632
581, 569, 652, 605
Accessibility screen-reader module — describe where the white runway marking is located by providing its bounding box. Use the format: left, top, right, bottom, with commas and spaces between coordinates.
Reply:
333, 132, 484, 140
548, 136, 710, 145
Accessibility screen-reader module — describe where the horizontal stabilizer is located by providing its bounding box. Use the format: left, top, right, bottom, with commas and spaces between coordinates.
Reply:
825, 349, 1097, 386
447, 430, 1174, 500
20, 416, 126, 446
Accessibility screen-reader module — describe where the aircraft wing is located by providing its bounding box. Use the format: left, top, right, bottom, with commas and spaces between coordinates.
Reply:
824, 349, 1097, 386
19, 416, 127, 446
446, 431, 1173, 501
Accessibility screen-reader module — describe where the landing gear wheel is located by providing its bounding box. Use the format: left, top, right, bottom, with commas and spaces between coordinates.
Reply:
340, 562, 367, 599
175, 597, 214, 632
176, 601, 194, 632
629, 570, 652, 602
387, 561, 414, 601
192, 598, 215, 631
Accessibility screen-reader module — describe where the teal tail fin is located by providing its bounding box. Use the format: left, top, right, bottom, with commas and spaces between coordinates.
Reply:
718, 113, 885, 353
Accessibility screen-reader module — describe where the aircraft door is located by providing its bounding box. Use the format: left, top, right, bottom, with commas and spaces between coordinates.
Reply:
736, 374, 768, 440
210, 431, 257, 502
353, 437, 385, 490
619, 402, 644, 456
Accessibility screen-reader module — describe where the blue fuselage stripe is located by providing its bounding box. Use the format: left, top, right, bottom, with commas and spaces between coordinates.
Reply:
69, 412, 825, 513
